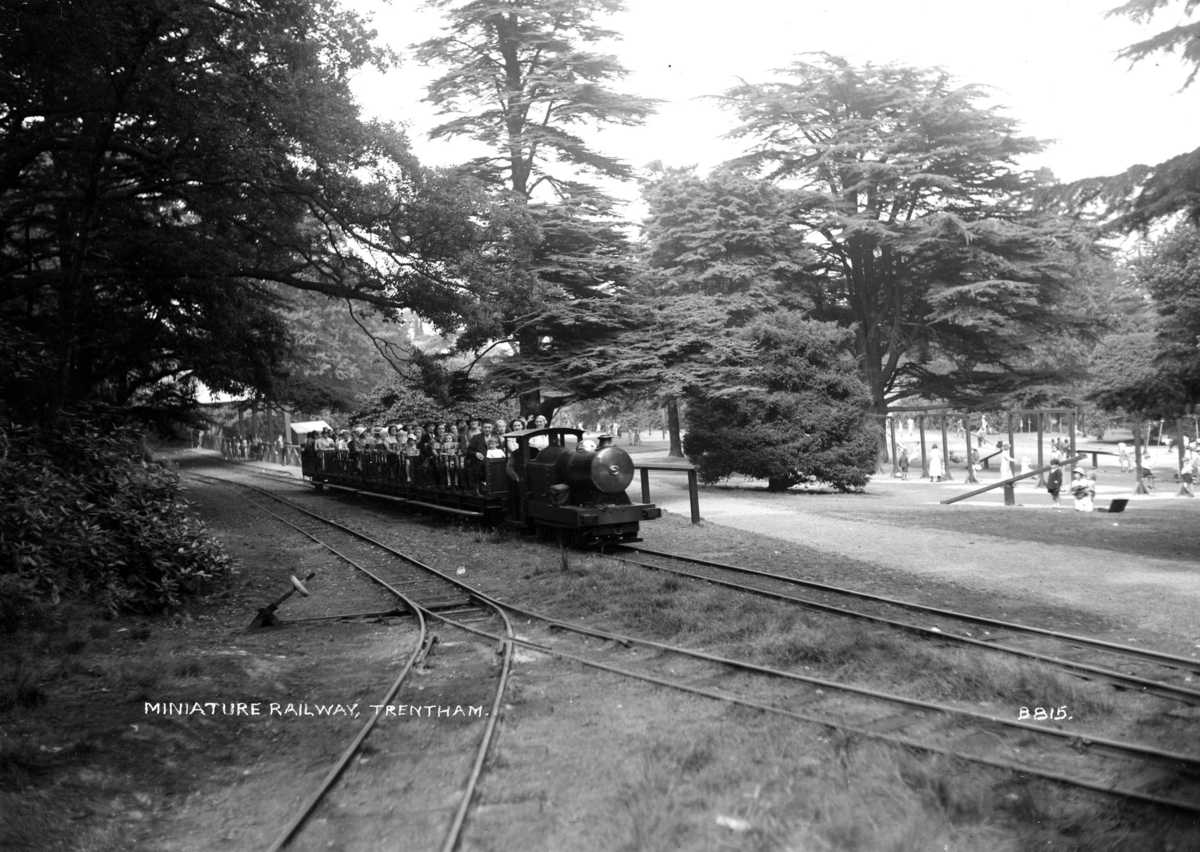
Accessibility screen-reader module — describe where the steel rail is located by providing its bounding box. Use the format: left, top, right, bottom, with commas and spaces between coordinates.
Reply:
201, 475, 1200, 770
608, 553, 1200, 704
189, 473, 513, 852
263, 564, 428, 852
196, 473, 1200, 816
264, 604, 1200, 816
620, 545, 1200, 672
441, 606, 513, 852
437, 625, 1200, 817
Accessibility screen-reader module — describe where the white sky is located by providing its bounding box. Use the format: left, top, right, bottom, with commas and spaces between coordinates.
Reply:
348, 0, 1198, 210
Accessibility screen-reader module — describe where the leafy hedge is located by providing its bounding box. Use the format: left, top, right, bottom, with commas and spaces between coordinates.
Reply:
0, 420, 230, 619
683, 314, 877, 492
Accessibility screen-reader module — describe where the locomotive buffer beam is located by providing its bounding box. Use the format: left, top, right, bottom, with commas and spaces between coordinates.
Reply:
249, 572, 315, 630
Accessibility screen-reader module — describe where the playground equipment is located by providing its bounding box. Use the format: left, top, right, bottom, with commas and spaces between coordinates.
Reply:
941, 455, 1087, 506
880, 408, 1080, 486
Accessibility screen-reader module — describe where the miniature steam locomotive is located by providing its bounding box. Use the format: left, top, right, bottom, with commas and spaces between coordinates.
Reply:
301, 427, 660, 545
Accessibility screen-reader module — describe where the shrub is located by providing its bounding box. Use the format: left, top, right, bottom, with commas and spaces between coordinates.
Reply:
683, 315, 877, 492
0, 418, 230, 615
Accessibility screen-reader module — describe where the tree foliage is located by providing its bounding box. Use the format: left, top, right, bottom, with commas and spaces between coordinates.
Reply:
0, 0, 489, 420
1035, 2, 1200, 228
0, 418, 231, 617
683, 314, 876, 492
1089, 222, 1200, 417
719, 55, 1096, 413
640, 166, 814, 317
1110, 0, 1200, 89
418, 0, 657, 194
1087, 331, 1190, 417
416, 0, 657, 417
351, 343, 514, 426
631, 166, 815, 453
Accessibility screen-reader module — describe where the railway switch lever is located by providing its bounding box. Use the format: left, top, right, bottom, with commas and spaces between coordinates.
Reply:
249, 572, 316, 630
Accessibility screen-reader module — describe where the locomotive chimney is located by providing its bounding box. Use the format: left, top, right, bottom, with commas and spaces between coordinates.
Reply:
597, 435, 614, 449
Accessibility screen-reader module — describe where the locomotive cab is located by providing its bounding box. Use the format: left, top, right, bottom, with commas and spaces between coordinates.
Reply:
506, 427, 660, 545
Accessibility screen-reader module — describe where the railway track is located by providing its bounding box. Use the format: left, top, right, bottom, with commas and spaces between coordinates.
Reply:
612, 544, 1200, 705
190, 467, 1200, 819
187, 471, 514, 851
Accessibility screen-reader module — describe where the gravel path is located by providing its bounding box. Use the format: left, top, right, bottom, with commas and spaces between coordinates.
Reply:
646, 470, 1200, 644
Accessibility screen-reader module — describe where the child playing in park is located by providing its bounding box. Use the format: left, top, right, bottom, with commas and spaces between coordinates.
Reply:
1046, 458, 1063, 510
898, 447, 910, 480
1070, 470, 1095, 512
1181, 452, 1196, 498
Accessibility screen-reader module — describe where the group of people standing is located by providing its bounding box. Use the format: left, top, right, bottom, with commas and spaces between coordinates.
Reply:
1115, 440, 1200, 497
222, 432, 283, 462
898, 437, 1029, 484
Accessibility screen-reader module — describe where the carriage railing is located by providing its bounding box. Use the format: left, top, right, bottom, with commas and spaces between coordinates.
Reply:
302, 447, 499, 492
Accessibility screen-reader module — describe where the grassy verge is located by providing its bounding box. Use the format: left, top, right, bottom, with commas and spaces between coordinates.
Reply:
485, 539, 1195, 851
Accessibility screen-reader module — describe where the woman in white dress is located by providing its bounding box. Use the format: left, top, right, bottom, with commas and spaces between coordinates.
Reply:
995, 441, 1016, 482
928, 443, 944, 482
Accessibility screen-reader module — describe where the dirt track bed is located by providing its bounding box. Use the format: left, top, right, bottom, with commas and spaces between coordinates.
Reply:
3, 452, 1200, 851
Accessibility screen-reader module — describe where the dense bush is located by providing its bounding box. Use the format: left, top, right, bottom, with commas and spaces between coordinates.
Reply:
683, 315, 877, 492
0, 419, 231, 620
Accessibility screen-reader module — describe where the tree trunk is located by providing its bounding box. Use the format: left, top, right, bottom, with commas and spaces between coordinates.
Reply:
519, 388, 542, 420
666, 397, 684, 458
862, 366, 890, 464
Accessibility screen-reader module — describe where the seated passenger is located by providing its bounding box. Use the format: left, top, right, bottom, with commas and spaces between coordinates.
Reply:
465, 420, 494, 490
507, 418, 525, 454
